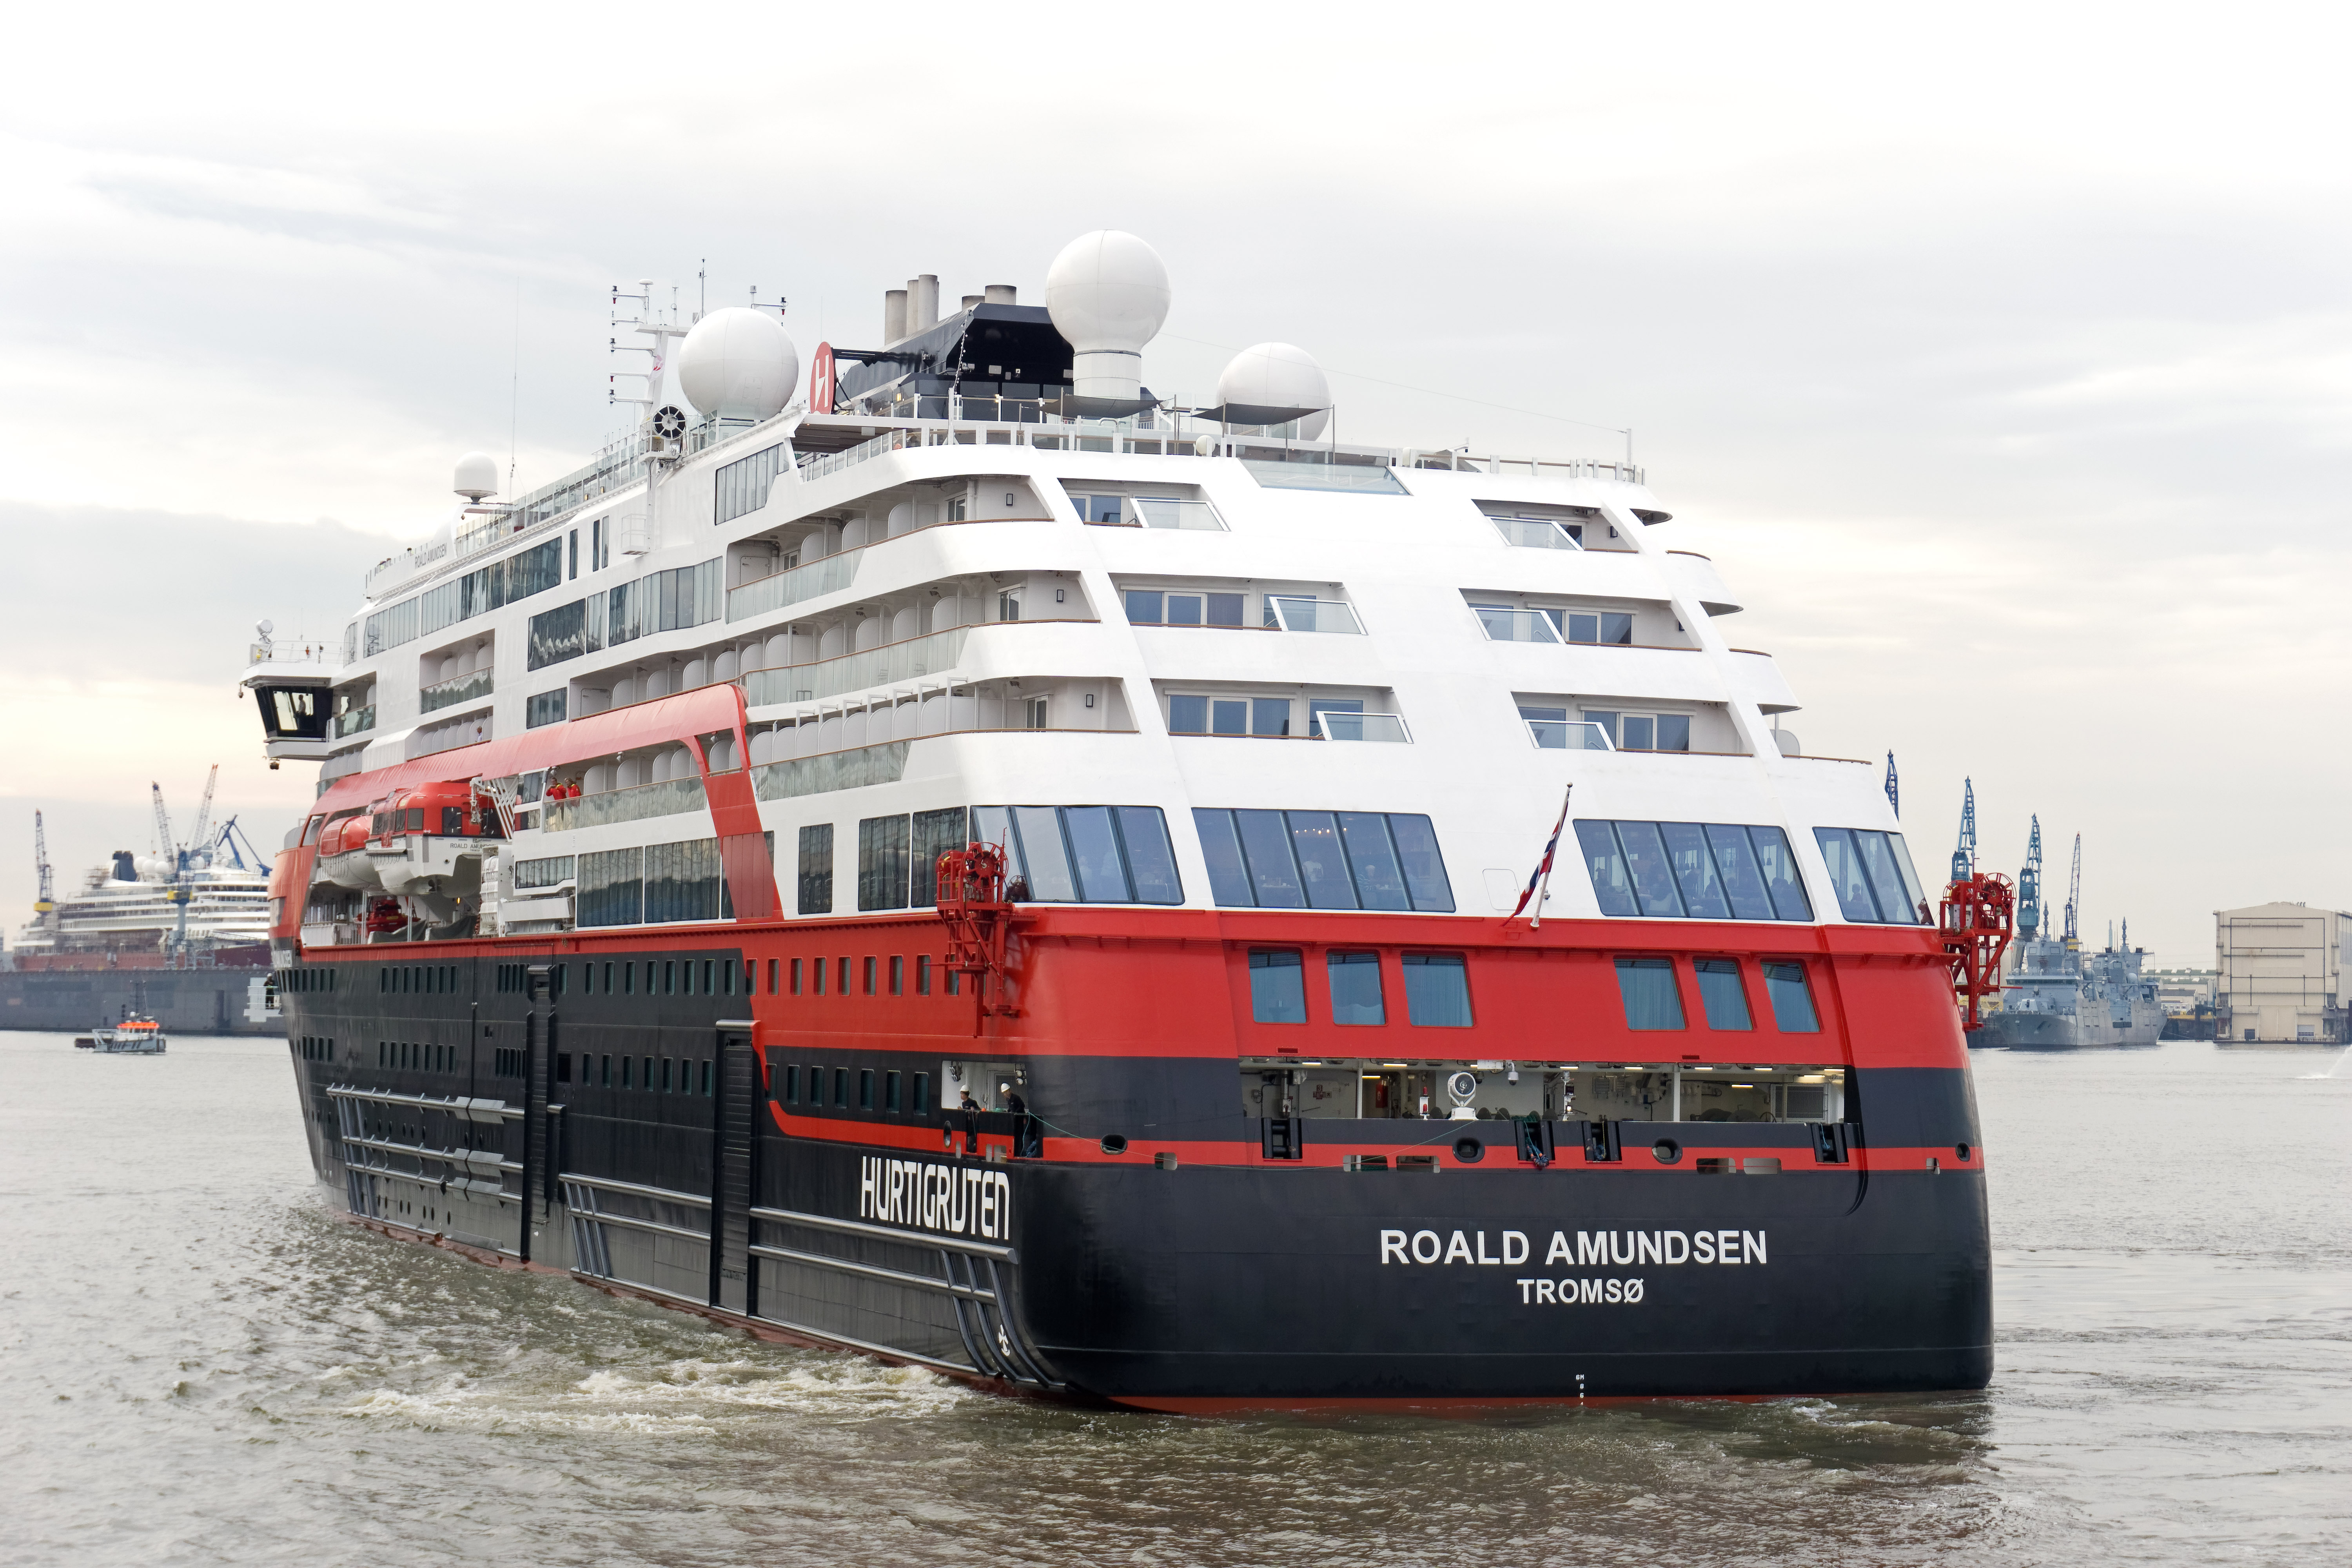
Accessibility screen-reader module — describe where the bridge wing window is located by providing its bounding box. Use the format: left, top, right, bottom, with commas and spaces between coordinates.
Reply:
1812, 828, 1927, 924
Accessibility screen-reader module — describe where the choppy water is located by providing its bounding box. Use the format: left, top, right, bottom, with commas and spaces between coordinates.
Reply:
2, 1032, 2346, 1566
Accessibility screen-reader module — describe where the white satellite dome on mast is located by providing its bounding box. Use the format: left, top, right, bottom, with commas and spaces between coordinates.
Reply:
1045, 230, 1170, 410
1213, 343, 1331, 439
453, 452, 499, 501
677, 307, 799, 421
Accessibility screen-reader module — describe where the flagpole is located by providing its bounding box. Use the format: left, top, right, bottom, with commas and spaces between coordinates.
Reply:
1530, 782, 1572, 929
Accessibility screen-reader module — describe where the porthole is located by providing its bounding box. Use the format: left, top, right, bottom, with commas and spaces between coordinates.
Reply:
1099, 1134, 1129, 1156
1955, 1142, 1973, 1161
1452, 1138, 1485, 1164
1652, 1139, 1682, 1165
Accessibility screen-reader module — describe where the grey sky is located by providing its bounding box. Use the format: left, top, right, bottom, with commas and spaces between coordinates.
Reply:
3, 0, 2345, 960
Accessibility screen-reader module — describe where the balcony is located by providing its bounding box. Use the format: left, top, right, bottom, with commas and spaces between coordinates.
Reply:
1475, 608, 1563, 644
725, 550, 862, 624
542, 776, 708, 833
334, 705, 377, 739
1083, 497, 1225, 531
419, 668, 493, 715
741, 618, 1097, 708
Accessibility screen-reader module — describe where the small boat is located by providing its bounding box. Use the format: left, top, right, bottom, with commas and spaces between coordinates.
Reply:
86, 1016, 168, 1054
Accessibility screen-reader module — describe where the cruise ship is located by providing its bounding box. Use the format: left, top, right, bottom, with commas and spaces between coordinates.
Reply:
243, 232, 1990, 1407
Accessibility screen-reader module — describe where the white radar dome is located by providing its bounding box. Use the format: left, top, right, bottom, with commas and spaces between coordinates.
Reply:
678, 307, 800, 421
1215, 342, 1330, 439
453, 451, 499, 501
1045, 230, 1171, 404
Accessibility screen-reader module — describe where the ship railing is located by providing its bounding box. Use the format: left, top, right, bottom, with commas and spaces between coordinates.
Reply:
542, 775, 707, 833
1527, 720, 1615, 751
419, 668, 494, 715
1310, 710, 1412, 743
1476, 608, 1564, 644
1265, 596, 1363, 633
1488, 516, 1586, 550
333, 704, 376, 738
739, 619, 1094, 709
246, 639, 341, 669
1404, 449, 1646, 485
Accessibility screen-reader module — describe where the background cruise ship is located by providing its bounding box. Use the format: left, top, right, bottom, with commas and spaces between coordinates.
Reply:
4, 777, 281, 1033
241, 230, 1991, 1406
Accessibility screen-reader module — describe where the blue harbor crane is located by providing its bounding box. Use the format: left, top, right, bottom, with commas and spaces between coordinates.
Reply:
2017, 816, 2043, 940
2063, 833, 2082, 948
1949, 777, 1976, 882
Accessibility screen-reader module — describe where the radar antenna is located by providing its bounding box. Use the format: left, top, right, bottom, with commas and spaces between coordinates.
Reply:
2016, 815, 2043, 942
2063, 833, 2082, 948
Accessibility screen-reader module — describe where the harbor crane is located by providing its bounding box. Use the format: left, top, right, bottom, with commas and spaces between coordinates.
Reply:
182, 764, 218, 874
150, 782, 173, 863
1949, 778, 1976, 882
2063, 833, 2082, 949
33, 810, 55, 930
2018, 817, 2043, 941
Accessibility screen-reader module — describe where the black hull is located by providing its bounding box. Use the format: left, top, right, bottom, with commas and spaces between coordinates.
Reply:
1, 967, 278, 1036
281, 947, 1992, 1405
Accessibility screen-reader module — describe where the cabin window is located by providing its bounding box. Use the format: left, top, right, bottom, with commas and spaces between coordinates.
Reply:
621, 1056, 633, 1088
701, 959, 715, 994
600, 1053, 612, 1087
663, 961, 676, 995
1327, 952, 1385, 1025
700, 1060, 712, 1096
862, 957, 877, 996
1695, 959, 1752, 1030
767, 958, 779, 994
884, 1070, 902, 1113
889, 956, 904, 995
798, 824, 834, 915
1403, 953, 1473, 1026
780, 1063, 799, 1103
858, 815, 912, 911
1763, 962, 1821, 1032
912, 1072, 930, 1115
858, 1069, 875, 1110
556, 1053, 572, 1083
1249, 950, 1307, 1024
661, 1058, 673, 1093
837, 957, 851, 994
916, 955, 931, 995
812, 957, 825, 995
833, 1067, 849, 1107
1614, 957, 1685, 1030
791, 958, 804, 995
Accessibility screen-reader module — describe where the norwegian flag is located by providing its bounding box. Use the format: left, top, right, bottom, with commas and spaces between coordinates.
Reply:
1510, 784, 1575, 924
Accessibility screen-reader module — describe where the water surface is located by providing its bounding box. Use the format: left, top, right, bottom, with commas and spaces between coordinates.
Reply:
3, 1034, 2345, 1565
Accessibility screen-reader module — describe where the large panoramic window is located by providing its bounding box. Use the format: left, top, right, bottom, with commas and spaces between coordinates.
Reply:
1614, 956, 1685, 1030
969, 806, 1182, 905
1812, 828, 1929, 925
1194, 809, 1453, 912
1577, 820, 1812, 921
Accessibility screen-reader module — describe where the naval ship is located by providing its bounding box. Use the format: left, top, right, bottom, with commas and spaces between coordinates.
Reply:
1974, 826, 2161, 1049
240, 231, 1990, 1407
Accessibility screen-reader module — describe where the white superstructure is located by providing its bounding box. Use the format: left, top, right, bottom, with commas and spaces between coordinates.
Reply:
243, 230, 1926, 944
